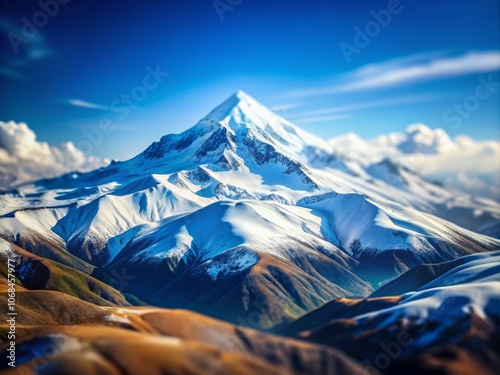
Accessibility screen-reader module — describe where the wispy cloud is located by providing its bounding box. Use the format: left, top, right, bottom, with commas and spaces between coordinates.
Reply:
270, 102, 302, 112
293, 94, 441, 119
286, 50, 500, 98
67, 99, 110, 110
352, 51, 450, 76
338, 50, 500, 92
294, 113, 350, 124
74, 123, 138, 131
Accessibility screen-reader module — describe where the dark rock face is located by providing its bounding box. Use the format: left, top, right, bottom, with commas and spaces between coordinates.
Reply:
243, 132, 319, 189
195, 127, 237, 159
142, 128, 204, 160
188, 167, 211, 184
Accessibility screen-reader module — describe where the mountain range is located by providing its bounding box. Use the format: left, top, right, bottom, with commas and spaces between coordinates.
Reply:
0, 91, 499, 374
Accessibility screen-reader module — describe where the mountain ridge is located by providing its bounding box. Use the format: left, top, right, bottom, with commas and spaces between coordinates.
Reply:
0, 91, 498, 329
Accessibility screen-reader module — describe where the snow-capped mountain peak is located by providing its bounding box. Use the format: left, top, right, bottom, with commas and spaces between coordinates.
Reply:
201, 90, 266, 123
128, 92, 325, 189
197, 90, 329, 156
200, 90, 287, 129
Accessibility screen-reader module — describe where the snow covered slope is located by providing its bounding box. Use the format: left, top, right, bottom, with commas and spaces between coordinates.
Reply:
372, 250, 500, 297
100, 199, 373, 327
297, 192, 498, 285
0, 91, 498, 328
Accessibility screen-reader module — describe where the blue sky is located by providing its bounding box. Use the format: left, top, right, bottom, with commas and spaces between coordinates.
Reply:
1, 0, 499, 160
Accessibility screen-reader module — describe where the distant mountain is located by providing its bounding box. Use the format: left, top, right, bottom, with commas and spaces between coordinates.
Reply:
0, 91, 498, 330
330, 123, 500, 201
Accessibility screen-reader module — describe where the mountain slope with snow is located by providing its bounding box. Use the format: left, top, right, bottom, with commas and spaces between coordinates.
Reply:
0, 91, 498, 329
101, 200, 373, 327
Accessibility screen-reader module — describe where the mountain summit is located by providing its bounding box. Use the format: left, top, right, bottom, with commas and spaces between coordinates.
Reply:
133, 91, 322, 188
197, 91, 325, 150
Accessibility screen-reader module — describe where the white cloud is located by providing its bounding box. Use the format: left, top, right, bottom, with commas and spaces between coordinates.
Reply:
413, 139, 499, 175
0, 121, 109, 189
412, 138, 500, 200
67, 99, 110, 110
287, 50, 500, 98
